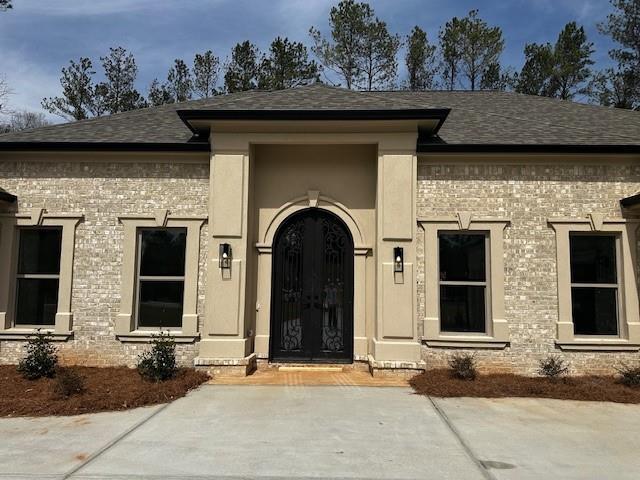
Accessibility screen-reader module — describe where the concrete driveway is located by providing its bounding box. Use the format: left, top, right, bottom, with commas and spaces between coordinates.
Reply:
1, 385, 639, 480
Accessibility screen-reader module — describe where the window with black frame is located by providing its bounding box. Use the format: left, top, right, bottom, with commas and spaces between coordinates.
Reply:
439, 233, 488, 333
570, 234, 620, 336
135, 228, 186, 329
15, 228, 62, 326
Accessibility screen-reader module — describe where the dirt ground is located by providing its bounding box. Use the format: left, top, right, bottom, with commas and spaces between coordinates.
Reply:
0, 365, 209, 417
410, 369, 640, 403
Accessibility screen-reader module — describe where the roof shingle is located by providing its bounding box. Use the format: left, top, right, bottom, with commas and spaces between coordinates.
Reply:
0, 83, 639, 147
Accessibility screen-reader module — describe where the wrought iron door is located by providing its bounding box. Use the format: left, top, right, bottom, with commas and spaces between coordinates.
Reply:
270, 209, 354, 363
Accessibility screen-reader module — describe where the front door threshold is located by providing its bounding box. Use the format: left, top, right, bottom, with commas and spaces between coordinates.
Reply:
278, 365, 344, 372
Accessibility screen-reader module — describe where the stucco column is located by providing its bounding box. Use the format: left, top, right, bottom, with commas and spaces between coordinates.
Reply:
371, 135, 421, 362
200, 137, 252, 359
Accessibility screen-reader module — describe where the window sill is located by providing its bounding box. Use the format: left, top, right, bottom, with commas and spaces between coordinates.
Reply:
116, 331, 200, 343
555, 339, 640, 351
0, 329, 73, 341
423, 336, 509, 349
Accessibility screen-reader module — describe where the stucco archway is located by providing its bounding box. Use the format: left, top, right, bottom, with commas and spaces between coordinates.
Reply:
254, 192, 371, 361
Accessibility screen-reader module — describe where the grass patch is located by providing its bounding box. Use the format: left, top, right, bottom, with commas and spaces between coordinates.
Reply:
0, 365, 209, 417
409, 369, 640, 404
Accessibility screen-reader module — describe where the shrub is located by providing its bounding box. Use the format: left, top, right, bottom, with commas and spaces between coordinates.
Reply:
54, 368, 85, 397
17, 329, 58, 380
538, 355, 569, 379
448, 353, 477, 381
137, 332, 177, 381
616, 363, 640, 388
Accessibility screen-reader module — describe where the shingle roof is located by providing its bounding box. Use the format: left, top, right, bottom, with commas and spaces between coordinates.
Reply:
0, 83, 639, 149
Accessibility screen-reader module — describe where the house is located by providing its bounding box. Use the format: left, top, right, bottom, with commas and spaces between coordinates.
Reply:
1, 83, 639, 376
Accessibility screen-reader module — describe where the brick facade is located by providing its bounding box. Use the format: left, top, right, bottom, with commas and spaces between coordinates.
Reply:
0, 159, 209, 367
2, 157, 640, 375
417, 160, 640, 375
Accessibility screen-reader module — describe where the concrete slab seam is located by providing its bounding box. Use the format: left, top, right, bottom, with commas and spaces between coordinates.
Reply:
61, 403, 172, 480
427, 396, 497, 480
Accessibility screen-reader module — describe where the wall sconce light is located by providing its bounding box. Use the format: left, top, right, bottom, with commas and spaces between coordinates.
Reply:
394, 247, 404, 273
219, 243, 232, 269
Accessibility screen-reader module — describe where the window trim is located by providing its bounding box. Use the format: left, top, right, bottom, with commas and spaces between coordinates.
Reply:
116, 213, 205, 343
0, 210, 82, 340
438, 231, 491, 334
134, 227, 187, 331
549, 217, 640, 351
419, 215, 510, 348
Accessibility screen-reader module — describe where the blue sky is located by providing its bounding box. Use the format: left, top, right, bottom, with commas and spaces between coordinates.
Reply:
0, 0, 617, 119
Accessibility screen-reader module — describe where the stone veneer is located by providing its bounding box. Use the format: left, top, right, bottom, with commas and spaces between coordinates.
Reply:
0, 160, 209, 367
417, 160, 640, 375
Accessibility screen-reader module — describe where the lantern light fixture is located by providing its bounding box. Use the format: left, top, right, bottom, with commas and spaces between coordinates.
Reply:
219, 243, 232, 269
393, 247, 404, 273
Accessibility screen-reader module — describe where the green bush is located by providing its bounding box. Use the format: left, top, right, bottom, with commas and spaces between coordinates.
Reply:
137, 332, 177, 381
538, 355, 569, 379
448, 353, 477, 381
54, 368, 85, 397
616, 363, 640, 388
17, 329, 58, 380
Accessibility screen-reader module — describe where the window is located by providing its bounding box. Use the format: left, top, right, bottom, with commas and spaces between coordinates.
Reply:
569, 234, 619, 336
420, 216, 509, 347
439, 233, 488, 333
135, 228, 186, 329
14, 228, 62, 326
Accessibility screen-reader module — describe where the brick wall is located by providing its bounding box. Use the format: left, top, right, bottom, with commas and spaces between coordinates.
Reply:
0, 159, 209, 367
417, 160, 640, 375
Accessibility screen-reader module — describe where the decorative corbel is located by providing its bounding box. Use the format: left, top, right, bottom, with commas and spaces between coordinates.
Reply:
457, 211, 472, 230
154, 209, 170, 227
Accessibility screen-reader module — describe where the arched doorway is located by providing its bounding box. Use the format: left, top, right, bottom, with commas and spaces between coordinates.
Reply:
269, 208, 354, 363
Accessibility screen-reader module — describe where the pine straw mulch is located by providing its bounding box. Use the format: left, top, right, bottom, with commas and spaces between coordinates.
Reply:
0, 365, 209, 417
409, 369, 640, 404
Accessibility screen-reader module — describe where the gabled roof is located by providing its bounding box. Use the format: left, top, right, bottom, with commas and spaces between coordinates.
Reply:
0, 83, 639, 152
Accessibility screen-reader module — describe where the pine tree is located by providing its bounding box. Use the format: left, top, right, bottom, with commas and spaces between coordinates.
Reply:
359, 17, 400, 90
549, 22, 594, 100
224, 41, 260, 93
516, 43, 555, 95
592, 0, 640, 109
439, 16, 465, 90
480, 62, 515, 91
147, 78, 173, 106
0, 0, 12, 11
193, 50, 220, 98
258, 37, 319, 90
458, 10, 504, 91
309, 0, 369, 89
97, 47, 146, 114
165, 59, 192, 102
405, 26, 437, 91
42, 58, 96, 121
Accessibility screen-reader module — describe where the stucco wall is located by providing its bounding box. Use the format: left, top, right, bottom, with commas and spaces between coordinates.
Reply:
0, 156, 209, 367
417, 156, 640, 375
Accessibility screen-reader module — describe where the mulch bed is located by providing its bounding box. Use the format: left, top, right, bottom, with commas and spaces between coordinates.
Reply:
409, 369, 640, 404
0, 366, 209, 417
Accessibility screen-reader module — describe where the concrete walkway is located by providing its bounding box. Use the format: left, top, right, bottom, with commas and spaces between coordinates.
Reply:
1, 386, 639, 479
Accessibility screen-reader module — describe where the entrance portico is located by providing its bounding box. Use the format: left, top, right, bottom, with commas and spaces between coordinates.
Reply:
181, 109, 448, 375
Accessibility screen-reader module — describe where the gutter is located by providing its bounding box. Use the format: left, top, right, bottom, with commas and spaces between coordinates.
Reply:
0, 142, 210, 153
